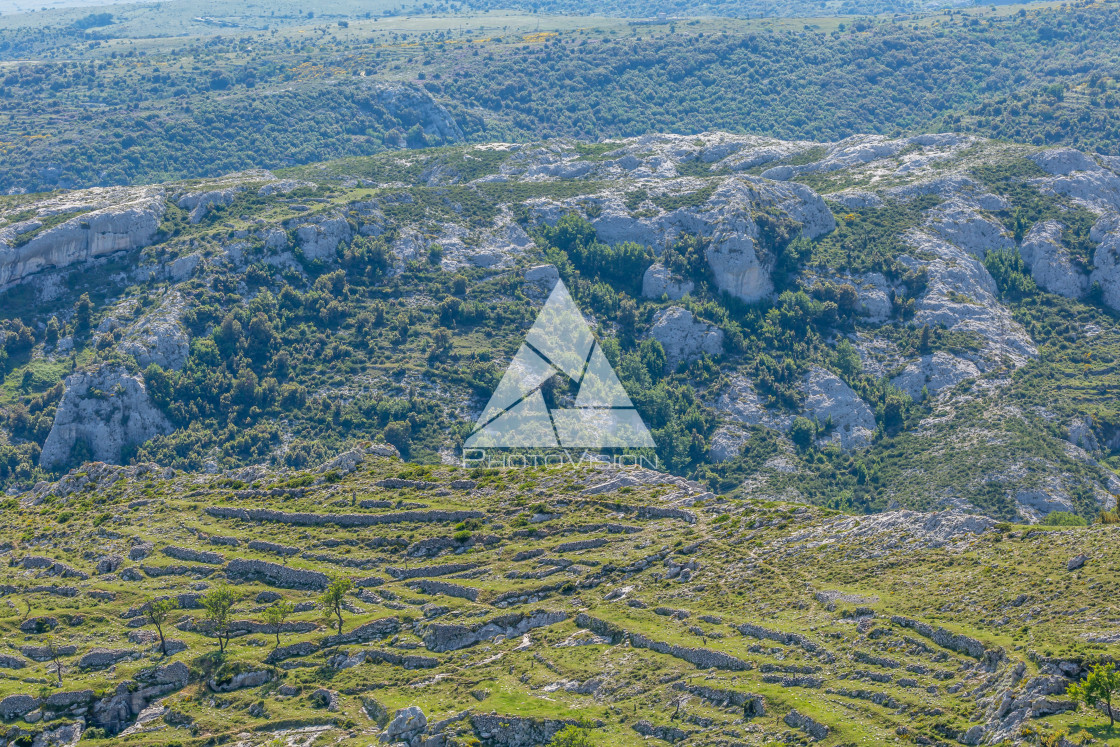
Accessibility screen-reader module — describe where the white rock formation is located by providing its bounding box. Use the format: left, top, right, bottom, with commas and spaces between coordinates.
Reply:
177, 188, 238, 224
800, 367, 876, 450
118, 294, 190, 371
40, 366, 173, 469
1067, 416, 1099, 452
709, 426, 749, 463
904, 231, 1037, 369
1014, 487, 1075, 524
1018, 220, 1088, 298
528, 175, 834, 303
295, 215, 351, 261
649, 306, 723, 369
714, 376, 793, 431
0, 191, 164, 288
523, 264, 560, 300
803, 271, 892, 323
1034, 167, 1120, 213
1029, 148, 1100, 176
927, 197, 1013, 258
642, 263, 694, 300
828, 190, 883, 210
890, 352, 980, 400
1089, 215, 1120, 311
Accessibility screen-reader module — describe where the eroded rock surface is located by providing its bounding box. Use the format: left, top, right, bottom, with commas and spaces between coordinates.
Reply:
39, 365, 173, 470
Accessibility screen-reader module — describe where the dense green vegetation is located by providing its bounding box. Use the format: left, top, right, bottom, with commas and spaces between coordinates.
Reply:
2, 2, 1120, 192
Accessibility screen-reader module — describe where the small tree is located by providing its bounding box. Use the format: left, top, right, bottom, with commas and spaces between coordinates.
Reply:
319, 576, 354, 636
1067, 663, 1120, 728
263, 600, 294, 648
201, 585, 237, 654
44, 635, 64, 686
145, 598, 178, 656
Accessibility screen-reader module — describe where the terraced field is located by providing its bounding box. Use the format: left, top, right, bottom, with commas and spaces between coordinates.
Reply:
1, 449, 1117, 746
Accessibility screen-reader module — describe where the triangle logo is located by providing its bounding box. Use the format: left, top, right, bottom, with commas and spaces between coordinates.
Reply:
464, 279, 655, 450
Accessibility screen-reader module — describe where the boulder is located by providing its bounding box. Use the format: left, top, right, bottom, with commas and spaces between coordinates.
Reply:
1067, 554, 1088, 571
39, 365, 173, 469
801, 367, 875, 450
295, 215, 351, 261
890, 352, 980, 400
382, 705, 427, 743
1019, 220, 1088, 298
927, 197, 1013, 258
649, 306, 723, 369
641, 263, 694, 300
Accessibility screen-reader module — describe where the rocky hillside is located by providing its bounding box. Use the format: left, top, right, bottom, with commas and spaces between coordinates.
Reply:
1, 132, 1120, 523
0, 449, 1116, 747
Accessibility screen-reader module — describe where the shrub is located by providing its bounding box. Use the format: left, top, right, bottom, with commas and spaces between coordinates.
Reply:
790, 417, 816, 450
550, 726, 595, 747
1041, 511, 1087, 527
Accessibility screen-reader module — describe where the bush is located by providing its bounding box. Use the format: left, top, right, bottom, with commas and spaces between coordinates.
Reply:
790, 417, 816, 450
1041, 511, 1087, 527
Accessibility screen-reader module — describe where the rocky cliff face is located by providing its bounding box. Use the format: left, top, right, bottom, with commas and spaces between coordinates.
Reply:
800, 367, 876, 450
1019, 220, 1088, 299
0, 188, 165, 288
39, 366, 173, 469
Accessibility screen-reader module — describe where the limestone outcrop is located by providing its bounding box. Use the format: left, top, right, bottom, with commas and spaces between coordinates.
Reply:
528, 174, 833, 303
649, 306, 723, 369
39, 365, 173, 470
890, 352, 980, 400
0, 189, 164, 288
903, 231, 1036, 368
1089, 215, 1120, 311
927, 197, 1013, 258
1018, 220, 1088, 298
642, 263, 694, 300
801, 367, 875, 450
